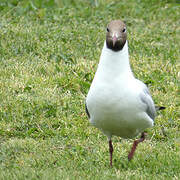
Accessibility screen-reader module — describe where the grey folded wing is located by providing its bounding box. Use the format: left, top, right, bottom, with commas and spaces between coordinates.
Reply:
139, 85, 156, 121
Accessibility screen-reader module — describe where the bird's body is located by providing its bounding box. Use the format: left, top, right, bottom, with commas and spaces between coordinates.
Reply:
86, 20, 163, 166
86, 41, 154, 139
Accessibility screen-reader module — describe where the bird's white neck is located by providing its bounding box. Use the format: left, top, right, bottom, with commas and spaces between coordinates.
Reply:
95, 41, 133, 81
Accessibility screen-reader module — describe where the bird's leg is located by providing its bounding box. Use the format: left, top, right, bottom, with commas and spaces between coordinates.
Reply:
128, 132, 147, 161
109, 139, 113, 167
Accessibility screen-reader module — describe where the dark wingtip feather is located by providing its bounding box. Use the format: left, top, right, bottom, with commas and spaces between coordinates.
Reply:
85, 103, 90, 118
155, 106, 166, 111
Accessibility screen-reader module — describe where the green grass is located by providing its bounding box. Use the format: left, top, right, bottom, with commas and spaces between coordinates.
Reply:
0, 0, 179, 179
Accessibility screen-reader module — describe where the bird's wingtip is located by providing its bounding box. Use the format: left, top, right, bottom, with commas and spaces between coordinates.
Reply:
156, 106, 166, 111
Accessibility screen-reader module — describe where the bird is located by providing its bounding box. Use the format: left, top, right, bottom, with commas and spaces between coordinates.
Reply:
85, 20, 165, 166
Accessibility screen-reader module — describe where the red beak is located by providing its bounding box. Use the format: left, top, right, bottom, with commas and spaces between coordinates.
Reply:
112, 36, 117, 47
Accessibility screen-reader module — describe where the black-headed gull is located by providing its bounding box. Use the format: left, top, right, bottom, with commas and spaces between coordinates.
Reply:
86, 20, 164, 166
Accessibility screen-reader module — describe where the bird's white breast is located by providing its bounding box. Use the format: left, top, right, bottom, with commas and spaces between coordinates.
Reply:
86, 42, 153, 139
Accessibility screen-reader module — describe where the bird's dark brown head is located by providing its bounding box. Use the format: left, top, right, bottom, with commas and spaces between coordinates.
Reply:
106, 20, 127, 52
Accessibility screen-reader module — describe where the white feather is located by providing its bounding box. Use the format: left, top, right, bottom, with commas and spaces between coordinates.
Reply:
86, 41, 154, 139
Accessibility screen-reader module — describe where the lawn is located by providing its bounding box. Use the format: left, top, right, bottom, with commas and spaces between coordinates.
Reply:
0, 0, 179, 179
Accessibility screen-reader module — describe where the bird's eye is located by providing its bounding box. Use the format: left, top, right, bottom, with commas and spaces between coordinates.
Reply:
107, 28, 109, 32
122, 28, 126, 33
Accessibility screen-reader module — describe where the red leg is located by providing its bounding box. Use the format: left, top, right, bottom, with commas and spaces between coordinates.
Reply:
109, 139, 113, 166
128, 132, 147, 161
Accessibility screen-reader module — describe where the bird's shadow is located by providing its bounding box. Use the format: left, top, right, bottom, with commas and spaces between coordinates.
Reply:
113, 157, 130, 169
